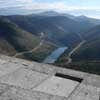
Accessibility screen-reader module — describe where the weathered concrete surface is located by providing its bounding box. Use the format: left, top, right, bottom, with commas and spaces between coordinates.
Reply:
68, 83, 100, 100
83, 74, 100, 88
0, 84, 66, 100
34, 76, 79, 97
0, 68, 49, 89
0, 59, 24, 77
0, 54, 99, 100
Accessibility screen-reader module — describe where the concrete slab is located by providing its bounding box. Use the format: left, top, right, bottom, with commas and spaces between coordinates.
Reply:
0, 55, 100, 100
68, 84, 100, 100
83, 74, 100, 87
0, 87, 66, 100
0, 68, 49, 89
34, 76, 79, 97
0, 59, 24, 77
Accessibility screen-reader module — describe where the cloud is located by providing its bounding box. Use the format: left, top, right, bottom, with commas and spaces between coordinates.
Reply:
0, 0, 71, 12
0, 0, 100, 18
23, 2, 66, 10
0, 0, 33, 9
0, 0, 100, 11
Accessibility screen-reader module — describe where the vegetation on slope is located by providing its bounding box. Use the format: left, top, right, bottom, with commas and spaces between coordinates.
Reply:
17, 42, 57, 62
0, 17, 41, 52
0, 17, 57, 62
72, 25, 100, 61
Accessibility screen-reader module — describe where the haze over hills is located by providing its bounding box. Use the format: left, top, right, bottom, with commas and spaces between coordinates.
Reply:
74, 15, 100, 27
35, 11, 60, 16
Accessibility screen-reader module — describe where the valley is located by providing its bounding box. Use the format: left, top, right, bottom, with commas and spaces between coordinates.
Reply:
0, 11, 100, 75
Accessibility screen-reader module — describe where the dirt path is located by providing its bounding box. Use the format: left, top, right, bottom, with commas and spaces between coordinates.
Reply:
67, 40, 86, 64
13, 32, 44, 57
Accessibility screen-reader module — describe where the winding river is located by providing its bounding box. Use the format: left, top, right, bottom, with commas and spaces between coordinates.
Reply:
43, 47, 68, 64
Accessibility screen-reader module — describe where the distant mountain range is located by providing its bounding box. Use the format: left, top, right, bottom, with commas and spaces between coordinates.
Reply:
4, 11, 100, 47
0, 11, 100, 62
4, 15, 81, 47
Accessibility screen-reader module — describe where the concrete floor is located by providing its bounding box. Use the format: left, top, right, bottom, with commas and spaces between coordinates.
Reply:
0, 54, 99, 100
34, 76, 79, 97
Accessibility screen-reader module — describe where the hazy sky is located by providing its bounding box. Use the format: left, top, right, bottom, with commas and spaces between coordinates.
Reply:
0, 0, 100, 18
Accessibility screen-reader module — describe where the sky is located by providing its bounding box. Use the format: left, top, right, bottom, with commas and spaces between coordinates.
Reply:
0, 0, 100, 18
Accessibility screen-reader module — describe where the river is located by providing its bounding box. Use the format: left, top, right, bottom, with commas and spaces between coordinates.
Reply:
43, 47, 68, 64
